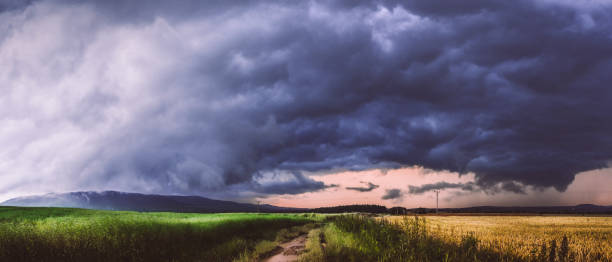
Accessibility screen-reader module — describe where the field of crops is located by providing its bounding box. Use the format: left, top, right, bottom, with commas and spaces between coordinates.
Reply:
0, 206, 317, 261
1, 207, 610, 262
295, 214, 612, 262
383, 215, 612, 261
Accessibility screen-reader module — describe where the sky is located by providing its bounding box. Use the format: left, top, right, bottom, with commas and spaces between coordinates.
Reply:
1, 0, 612, 207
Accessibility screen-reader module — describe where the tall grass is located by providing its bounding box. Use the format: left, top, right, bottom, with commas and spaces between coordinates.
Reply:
325, 215, 514, 261
321, 215, 592, 262
2, 207, 609, 262
386, 215, 612, 261
235, 222, 319, 262
298, 228, 325, 262
0, 207, 314, 261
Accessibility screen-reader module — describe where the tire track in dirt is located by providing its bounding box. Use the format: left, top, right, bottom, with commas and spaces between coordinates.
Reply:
261, 234, 308, 262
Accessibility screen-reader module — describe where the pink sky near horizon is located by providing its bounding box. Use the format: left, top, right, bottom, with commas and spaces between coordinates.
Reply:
260, 166, 612, 209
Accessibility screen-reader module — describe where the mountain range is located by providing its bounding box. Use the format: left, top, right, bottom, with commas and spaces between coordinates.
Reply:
2, 191, 611, 214
1, 191, 302, 213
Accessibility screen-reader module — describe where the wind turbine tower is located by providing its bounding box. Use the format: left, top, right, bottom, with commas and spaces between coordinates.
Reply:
433, 189, 440, 214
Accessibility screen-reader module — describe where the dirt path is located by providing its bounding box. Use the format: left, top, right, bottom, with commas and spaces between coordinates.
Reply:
262, 234, 308, 262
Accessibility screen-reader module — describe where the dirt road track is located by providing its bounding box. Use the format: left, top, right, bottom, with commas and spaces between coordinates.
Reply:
261, 234, 307, 262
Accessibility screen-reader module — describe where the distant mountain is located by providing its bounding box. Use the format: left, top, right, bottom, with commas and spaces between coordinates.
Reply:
1, 191, 304, 213
3, 192, 611, 214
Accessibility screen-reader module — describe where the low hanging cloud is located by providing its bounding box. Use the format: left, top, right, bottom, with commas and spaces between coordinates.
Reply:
408, 182, 479, 195
346, 182, 380, 192
499, 182, 527, 194
251, 171, 337, 195
408, 181, 526, 195
382, 189, 403, 200
1, 0, 612, 199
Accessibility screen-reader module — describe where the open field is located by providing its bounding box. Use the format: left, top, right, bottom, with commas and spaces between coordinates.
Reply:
1, 207, 611, 262
0, 206, 319, 261
299, 214, 612, 262
385, 215, 612, 261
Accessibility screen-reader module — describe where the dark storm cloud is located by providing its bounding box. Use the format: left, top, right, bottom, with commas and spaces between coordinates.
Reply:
500, 182, 526, 194
0, 0, 31, 11
2, 0, 612, 199
251, 172, 337, 195
408, 182, 479, 195
382, 189, 402, 200
408, 181, 527, 195
346, 182, 380, 192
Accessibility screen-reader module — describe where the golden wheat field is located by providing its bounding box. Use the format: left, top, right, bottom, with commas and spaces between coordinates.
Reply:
384, 215, 612, 261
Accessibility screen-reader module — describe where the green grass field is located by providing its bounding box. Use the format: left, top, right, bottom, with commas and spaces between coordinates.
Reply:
1, 207, 610, 262
0, 206, 318, 261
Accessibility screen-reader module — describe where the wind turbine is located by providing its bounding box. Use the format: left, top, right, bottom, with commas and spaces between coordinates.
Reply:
433, 189, 440, 214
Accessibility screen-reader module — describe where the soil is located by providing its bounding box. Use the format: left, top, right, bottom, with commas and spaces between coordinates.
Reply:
261, 234, 308, 262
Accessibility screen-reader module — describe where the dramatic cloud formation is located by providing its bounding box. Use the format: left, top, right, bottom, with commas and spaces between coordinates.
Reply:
499, 182, 527, 194
408, 182, 479, 195
408, 181, 526, 195
346, 182, 379, 192
382, 189, 402, 200
1, 0, 612, 200
251, 171, 337, 195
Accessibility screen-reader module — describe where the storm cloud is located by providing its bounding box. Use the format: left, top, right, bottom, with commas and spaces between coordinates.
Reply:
251, 171, 337, 195
382, 189, 403, 200
346, 182, 380, 192
408, 181, 526, 195
408, 182, 479, 195
1, 0, 612, 199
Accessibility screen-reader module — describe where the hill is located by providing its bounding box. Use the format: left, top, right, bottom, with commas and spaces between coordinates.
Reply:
3, 191, 611, 214
1, 191, 302, 213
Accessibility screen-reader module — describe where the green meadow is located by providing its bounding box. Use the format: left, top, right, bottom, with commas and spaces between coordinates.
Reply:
0, 206, 318, 261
